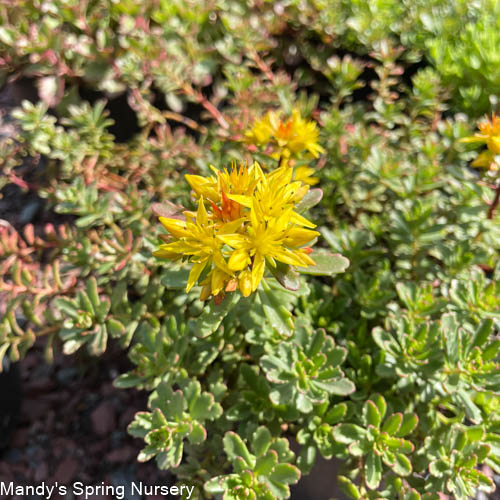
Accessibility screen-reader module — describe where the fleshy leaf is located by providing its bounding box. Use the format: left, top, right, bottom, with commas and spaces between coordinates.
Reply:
297, 251, 350, 276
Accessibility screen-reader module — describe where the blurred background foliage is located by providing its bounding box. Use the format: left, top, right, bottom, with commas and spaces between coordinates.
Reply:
1, 1, 500, 499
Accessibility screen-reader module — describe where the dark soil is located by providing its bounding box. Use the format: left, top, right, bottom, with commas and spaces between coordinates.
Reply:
0, 342, 179, 500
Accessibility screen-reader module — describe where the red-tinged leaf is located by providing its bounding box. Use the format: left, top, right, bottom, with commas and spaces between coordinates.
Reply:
152, 201, 186, 220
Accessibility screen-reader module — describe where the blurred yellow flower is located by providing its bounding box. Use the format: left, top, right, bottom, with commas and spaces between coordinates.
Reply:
460, 114, 500, 171
294, 165, 319, 186
245, 109, 325, 160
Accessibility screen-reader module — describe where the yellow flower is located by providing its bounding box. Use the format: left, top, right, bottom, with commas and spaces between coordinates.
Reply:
245, 109, 325, 159
153, 198, 241, 293
154, 160, 321, 300
294, 165, 319, 186
460, 114, 500, 171
219, 206, 319, 294
228, 166, 315, 228
185, 162, 261, 204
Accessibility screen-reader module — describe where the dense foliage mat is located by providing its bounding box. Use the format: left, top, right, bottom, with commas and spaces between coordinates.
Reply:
1, 1, 500, 499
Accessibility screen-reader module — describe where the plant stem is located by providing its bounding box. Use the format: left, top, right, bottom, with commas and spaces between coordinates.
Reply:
487, 183, 500, 219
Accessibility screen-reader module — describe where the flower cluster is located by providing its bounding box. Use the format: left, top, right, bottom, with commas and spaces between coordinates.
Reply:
153, 162, 320, 299
245, 108, 324, 164
461, 113, 500, 171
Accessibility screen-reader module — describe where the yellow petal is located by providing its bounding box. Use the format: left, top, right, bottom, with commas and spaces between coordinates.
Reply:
185, 174, 206, 192
212, 251, 232, 274
219, 218, 245, 234
186, 261, 207, 292
472, 151, 494, 168
296, 251, 316, 267
218, 233, 248, 248
251, 254, 266, 291
199, 284, 211, 301
228, 248, 250, 271
459, 135, 487, 144
227, 194, 252, 207
488, 136, 500, 154
211, 268, 228, 296
284, 227, 320, 247
185, 174, 218, 201
238, 270, 253, 297
291, 211, 317, 229
153, 246, 181, 259
196, 197, 208, 226
272, 248, 306, 266
159, 217, 188, 238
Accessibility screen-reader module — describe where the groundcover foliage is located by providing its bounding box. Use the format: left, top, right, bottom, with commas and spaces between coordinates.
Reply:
1, 1, 500, 499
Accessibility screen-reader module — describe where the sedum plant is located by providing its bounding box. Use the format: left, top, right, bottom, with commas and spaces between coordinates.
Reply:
1, 2, 500, 499
205, 427, 300, 500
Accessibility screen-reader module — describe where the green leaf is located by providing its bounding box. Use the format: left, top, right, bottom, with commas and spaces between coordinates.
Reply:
61, 336, 87, 355
253, 427, 272, 457
54, 298, 79, 318
95, 298, 110, 323
363, 400, 381, 428
188, 422, 206, 444
457, 388, 482, 423
296, 392, 313, 413
192, 293, 240, 338
88, 324, 107, 356
470, 318, 493, 350
483, 339, 500, 361
79, 290, 95, 315
442, 313, 459, 364
0, 27, 14, 45
168, 390, 185, 421
338, 475, 361, 499
382, 413, 403, 435
295, 189, 323, 212
223, 432, 254, 467
138, 444, 157, 463
268, 262, 300, 291
372, 328, 398, 352
333, 424, 366, 444
127, 412, 152, 438
114, 372, 143, 389
404, 488, 421, 500
86, 276, 100, 311
297, 251, 350, 276
395, 414, 418, 437
106, 318, 126, 338
161, 267, 191, 289
476, 471, 495, 492
392, 453, 412, 476
325, 403, 348, 425
429, 459, 448, 478
297, 445, 316, 475
258, 281, 294, 336
255, 450, 278, 475
204, 476, 226, 495
465, 426, 484, 442
268, 463, 300, 485
323, 378, 355, 396
365, 450, 382, 489
372, 394, 387, 420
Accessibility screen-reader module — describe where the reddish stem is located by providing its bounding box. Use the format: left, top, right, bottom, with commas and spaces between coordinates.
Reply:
181, 83, 229, 130
487, 183, 500, 219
